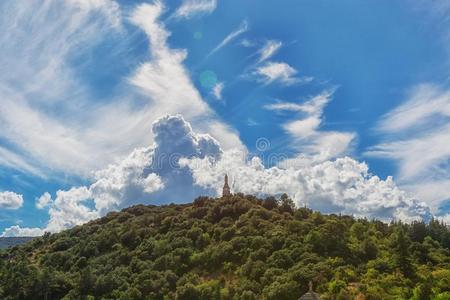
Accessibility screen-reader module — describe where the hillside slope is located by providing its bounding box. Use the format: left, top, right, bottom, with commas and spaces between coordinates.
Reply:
1, 194, 449, 300
0, 237, 34, 249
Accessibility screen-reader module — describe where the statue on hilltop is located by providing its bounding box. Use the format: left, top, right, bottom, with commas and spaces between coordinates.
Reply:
222, 174, 231, 197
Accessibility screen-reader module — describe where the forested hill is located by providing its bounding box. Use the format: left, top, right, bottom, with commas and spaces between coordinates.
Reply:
1, 194, 449, 300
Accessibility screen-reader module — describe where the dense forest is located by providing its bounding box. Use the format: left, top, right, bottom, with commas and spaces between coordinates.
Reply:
0, 194, 449, 300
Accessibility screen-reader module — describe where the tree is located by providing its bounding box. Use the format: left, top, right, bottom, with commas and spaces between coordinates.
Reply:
390, 227, 414, 277
78, 267, 95, 296
279, 194, 295, 214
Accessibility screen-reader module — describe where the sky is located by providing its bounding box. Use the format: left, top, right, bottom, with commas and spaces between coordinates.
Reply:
0, 0, 449, 236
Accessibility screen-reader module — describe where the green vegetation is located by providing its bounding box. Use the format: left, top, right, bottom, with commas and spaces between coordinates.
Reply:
0, 194, 449, 299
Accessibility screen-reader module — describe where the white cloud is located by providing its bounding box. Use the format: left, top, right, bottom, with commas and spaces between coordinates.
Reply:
283, 117, 321, 139
264, 102, 306, 112
1, 225, 43, 237
208, 20, 249, 57
0, 191, 23, 209
257, 40, 282, 63
3, 113, 433, 237
173, 0, 217, 19
90, 147, 164, 215
240, 39, 255, 48
437, 213, 450, 224
7, 114, 222, 234
0, 0, 124, 176
376, 84, 450, 133
366, 84, 450, 213
181, 150, 431, 222
212, 82, 224, 100
0, 146, 42, 178
254, 62, 311, 85
66, 0, 121, 28
0, 0, 242, 179
36, 192, 52, 210
402, 179, 450, 213
246, 118, 259, 126
264, 90, 333, 114
265, 90, 355, 161
45, 187, 98, 233
128, 2, 243, 151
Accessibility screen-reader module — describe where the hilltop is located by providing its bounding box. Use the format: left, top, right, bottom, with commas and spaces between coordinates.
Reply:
0, 194, 449, 299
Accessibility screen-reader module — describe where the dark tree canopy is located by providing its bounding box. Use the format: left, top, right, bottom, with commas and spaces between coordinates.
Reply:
0, 194, 449, 299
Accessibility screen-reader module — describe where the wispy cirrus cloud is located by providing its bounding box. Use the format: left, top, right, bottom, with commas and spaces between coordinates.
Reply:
0, 146, 42, 178
207, 20, 249, 57
0, 0, 242, 179
257, 40, 282, 63
128, 2, 243, 150
0, 0, 125, 176
265, 89, 355, 161
67, 0, 122, 28
253, 62, 312, 86
366, 84, 450, 213
172, 0, 217, 19
212, 82, 224, 100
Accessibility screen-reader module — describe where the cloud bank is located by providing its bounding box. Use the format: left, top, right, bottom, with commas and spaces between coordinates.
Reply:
1, 226, 43, 238
182, 151, 431, 223
2, 114, 432, 236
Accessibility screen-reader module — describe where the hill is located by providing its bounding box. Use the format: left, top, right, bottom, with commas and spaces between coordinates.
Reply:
0, 194, 449, 300
0, 237, 34, 249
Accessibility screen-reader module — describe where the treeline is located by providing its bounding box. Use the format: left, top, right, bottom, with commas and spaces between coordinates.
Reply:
0, 194, 449, 299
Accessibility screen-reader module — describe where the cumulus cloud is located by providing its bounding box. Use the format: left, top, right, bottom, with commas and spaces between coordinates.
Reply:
45, 187, 99, 233
254, 62, 311, 85
90, 147, 164, 214
366, 84, 450, 213
36, 192, 52, 210
173, 0, 217, 19
5, 115, 222, 235
181, 151, 432, 222
0, 191, 23, 209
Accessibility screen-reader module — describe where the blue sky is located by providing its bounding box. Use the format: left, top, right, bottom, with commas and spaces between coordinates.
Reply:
0, 0, 449, 236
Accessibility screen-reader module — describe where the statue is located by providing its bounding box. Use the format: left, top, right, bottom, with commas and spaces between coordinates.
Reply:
222, 174, 231, 197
